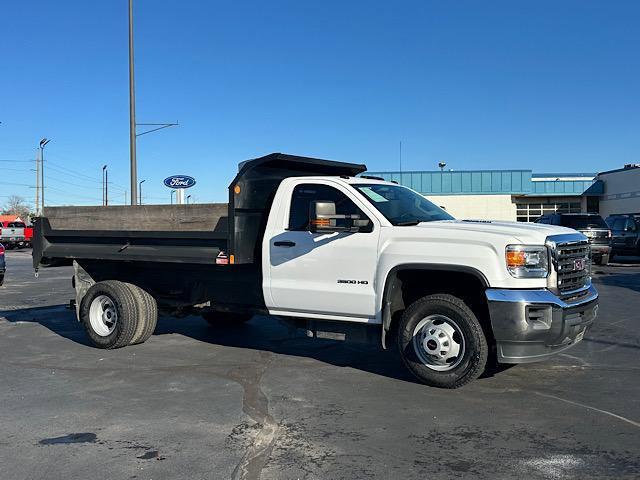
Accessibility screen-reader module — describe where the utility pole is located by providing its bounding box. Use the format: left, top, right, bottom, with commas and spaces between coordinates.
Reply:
399, 141, 402, 173
187, 194, 191, 205
39, 138, 50, 214
124, 190, 127, 205
129, 0, 137, 205
170, 189, 176, 205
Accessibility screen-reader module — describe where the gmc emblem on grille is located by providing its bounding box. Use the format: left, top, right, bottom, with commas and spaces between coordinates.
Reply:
574, 258, 586, 271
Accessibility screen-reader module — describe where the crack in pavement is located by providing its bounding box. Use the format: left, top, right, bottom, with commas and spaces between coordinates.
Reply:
228, 351, 280, 480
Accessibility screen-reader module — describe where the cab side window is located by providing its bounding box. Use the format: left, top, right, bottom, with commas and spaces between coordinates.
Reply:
625, 219, 637, 232
288, 184, 371, 232
612, 218, 625, 231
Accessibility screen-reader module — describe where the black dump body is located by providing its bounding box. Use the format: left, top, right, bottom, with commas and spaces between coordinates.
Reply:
31, 153, 366, 310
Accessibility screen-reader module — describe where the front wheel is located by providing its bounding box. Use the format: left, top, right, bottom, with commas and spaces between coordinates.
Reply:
397, 294, 488, 389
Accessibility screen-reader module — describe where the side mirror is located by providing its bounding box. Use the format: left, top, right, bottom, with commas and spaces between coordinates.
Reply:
309, 200, 371, 233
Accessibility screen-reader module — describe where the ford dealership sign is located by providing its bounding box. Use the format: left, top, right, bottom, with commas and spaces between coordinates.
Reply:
164, 175, 196, 189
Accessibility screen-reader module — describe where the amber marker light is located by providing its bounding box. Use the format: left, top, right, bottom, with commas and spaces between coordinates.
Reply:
506, 250, 527, 267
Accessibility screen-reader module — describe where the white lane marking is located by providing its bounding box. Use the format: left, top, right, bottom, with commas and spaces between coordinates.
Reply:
534, 391, 640, 428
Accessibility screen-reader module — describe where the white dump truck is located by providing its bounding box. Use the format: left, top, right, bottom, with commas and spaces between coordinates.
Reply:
33, 153, 598, 388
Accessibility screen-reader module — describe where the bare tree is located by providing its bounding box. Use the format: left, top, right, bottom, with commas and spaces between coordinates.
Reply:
2, 195, 32, 221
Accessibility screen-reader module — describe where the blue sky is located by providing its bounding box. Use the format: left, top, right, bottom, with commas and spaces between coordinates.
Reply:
1, 0, 638, 206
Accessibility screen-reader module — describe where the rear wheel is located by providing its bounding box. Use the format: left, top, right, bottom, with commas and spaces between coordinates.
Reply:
397, 294, 488, 389
80, 281, 139, 349
0, 274, 4, 286
202, 311, 253, 326
127, 284, 158, 345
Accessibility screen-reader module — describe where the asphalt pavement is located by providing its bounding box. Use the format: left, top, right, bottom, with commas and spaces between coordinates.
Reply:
0, 249, 639, 479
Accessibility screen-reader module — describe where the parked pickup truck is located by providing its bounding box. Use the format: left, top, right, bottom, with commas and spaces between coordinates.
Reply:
32, 153, 599, 388
0, 221, 28, 249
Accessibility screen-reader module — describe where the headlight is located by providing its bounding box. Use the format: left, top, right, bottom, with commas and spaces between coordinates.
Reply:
505, 245, 549, 278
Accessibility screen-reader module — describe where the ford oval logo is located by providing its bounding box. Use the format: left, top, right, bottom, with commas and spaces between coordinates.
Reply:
164, 175, 196, 189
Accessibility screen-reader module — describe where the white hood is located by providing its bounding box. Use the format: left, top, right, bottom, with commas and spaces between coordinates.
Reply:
412, 219, 578, 244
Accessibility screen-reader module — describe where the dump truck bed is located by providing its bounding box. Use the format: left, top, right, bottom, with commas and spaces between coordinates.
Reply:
33, 204, 229, 267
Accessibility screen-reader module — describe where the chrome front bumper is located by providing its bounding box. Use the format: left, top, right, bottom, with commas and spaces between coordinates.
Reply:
486, 284, 599, 363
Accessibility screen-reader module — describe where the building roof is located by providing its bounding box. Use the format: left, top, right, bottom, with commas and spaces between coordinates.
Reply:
0, 215, 23, 223
364, 169, 600, 197
597, 164, 640, 176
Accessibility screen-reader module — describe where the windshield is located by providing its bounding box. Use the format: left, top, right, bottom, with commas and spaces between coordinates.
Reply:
354, 183, 454, 225
561, 215, 608, 229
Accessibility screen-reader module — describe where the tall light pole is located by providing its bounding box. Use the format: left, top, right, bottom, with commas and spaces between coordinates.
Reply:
102, 165, 108, 206
170, 189, 176, 205
129, 0, 137, 205
187, 194, 192, 205
139, 179, 145, 205
35, 150, 40, 215
39, 138, 50, 214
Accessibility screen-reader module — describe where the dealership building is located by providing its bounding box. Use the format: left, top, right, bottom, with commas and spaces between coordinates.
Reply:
366, 163, 640, 222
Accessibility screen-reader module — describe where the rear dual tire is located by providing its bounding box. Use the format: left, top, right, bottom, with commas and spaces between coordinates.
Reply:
80, 281, 157, 349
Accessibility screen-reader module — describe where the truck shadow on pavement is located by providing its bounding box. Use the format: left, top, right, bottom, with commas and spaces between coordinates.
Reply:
0, 305, 419, 383
0, 305, 93, 346
1, 306, 513, 385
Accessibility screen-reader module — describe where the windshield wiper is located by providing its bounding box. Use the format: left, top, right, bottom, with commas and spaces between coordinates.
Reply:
395, 221, 421, 226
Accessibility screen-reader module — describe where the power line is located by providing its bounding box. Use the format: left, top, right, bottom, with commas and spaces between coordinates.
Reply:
44, 185, 103, 202
0, 181, 33, 187
45, 174, 109, 191
46, 161, 128, 191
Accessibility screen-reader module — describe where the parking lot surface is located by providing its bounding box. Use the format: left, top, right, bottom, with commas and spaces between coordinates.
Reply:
0, 249, 639, 479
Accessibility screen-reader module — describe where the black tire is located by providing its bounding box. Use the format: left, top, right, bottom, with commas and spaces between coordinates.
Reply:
0, 274, 4, 286
127, 284, 158, 345
202, 311, 253, 326
397, 294, 488, 389
79, 281, 139, 349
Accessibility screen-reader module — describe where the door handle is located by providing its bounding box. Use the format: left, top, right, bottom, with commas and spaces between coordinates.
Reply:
274, 240, 296, 247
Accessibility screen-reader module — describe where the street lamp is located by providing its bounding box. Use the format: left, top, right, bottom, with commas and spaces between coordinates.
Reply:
186, 194, 191, 205
39, 138, 51, 214
102, 165, 108, 206
438, 162, 447, 172
170, 189, 176, 205
139, 179, 145, 205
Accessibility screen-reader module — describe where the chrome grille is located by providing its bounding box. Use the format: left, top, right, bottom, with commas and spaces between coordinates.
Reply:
555, 241, 590, 294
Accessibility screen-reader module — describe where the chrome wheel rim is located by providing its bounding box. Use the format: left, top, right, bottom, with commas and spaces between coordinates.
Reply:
412, 314, 465, 371
89, 295, 118, 337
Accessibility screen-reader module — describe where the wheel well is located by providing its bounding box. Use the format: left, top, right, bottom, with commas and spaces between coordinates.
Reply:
383, 267, 493, 346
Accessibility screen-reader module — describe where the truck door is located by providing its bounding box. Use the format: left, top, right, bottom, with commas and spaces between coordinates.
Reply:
267, 182, 379, 319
